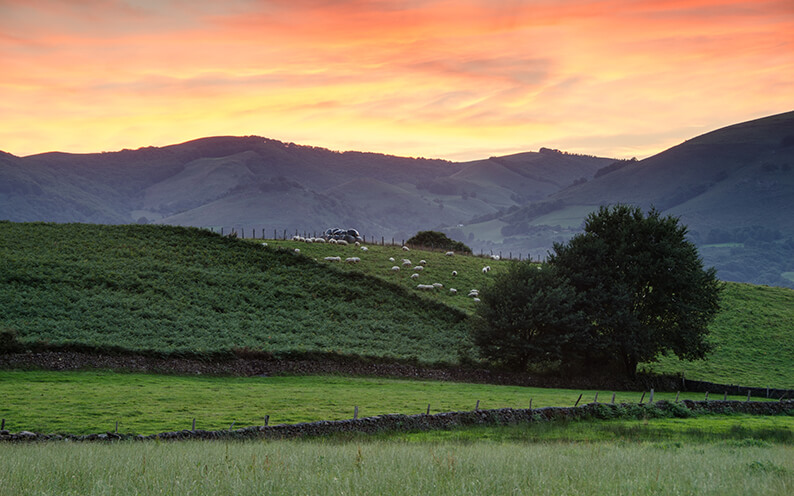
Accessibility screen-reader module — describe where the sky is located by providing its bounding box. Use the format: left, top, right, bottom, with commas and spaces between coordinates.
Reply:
1, 0, 792, 162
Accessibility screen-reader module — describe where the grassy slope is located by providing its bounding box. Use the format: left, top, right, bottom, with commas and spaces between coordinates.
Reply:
0, 370, 782, 435
1, 223, 792, 387
0, 222, 468, 364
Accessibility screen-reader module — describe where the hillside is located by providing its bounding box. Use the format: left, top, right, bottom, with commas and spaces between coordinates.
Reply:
1, 223, 792, 387
0, 137, 610, 243
472, 111, 794, 287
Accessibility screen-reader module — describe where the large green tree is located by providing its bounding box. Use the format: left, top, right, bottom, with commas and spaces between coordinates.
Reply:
472, 263, 587, 371
549, 205, 723, 377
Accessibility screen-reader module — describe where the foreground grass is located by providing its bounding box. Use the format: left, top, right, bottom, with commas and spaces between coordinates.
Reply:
0, 371, 779, 435
0, 435, 791, 495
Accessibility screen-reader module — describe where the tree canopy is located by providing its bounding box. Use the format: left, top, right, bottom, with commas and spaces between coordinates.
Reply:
473, 204, 723, 377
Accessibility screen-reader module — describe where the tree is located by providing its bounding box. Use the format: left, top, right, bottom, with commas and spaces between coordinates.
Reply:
549, 205, 723, 377
406, 230, 472, 253
471, 263, 587, 371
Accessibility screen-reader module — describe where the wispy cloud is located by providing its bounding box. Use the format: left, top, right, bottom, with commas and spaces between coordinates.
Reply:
0, 0, 791, 159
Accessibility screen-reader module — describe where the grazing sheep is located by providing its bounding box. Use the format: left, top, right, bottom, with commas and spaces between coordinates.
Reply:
419, 260, 427, 265
445, 251, 454, 256
414, 266, 424, 271
355, 241, 361, 246
389, 257, 395, 262
361, 246, 368, 251
451, 270, 457, 276
416, 284, 435, 290
294, 248, 301, 253
432, 282, 443, 289
449, 288, 457, 295
261, 242, 268, 247
491, 255, 500, 260
337, 239, 349, 246
292, 235, 303, 242
345, 257, 360, 263
402, 260, 412, 266
391, 266, 401, 272
402, 246, 410, 251
324, 256, 342, 262
468, 289, 479, 297
328, 239, 338, 244
473, 297, 481, 302
482, 266, 491, 273
314, 238, 326, 243
410, 273, 420, 279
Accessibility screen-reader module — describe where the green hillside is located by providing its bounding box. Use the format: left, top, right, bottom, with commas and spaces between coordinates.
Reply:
0, 222, 468, 364
1, 223, 792, 387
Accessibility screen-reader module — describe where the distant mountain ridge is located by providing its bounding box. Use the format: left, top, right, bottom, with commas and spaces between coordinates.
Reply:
2, 110, 793, 288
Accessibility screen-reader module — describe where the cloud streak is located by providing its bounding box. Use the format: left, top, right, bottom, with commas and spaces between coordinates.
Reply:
0, 0, 792, 159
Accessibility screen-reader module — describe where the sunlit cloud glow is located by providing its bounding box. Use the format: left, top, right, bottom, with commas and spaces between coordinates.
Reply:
1, 0, 792, 160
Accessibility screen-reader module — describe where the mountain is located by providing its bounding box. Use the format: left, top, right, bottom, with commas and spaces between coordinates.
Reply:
0, 137, 611, 240
2, 111, 792, 288
475, 111, 794, 288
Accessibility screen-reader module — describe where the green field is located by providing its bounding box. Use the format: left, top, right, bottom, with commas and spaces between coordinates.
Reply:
2, 370, 777, 435
2, 222, 793, 387
0, 433, 791, 495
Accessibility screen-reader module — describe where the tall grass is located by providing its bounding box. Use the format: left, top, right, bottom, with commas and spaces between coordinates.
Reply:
0, 438, 791, 495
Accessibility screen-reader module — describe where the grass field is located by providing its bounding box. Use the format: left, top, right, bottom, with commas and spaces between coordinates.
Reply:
0, 432, 791, 495
2, 222, 793, 387
0, 370, 781, 435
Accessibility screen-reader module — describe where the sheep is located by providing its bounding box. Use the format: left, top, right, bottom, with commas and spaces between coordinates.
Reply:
294, 248, 301, 253
414, 266, 424, 271
337, 239, 349, 246
473, 297, 481, 302
419, 260, 427, 265
451, 270, 457, 276
416, 284, 435, 290
355, 241, 361, 246
360, 246, 368, 251
314, 238, 326, 243
328, 239, 338, 244
468, 289, 479, 297
292, 235, 303, 242
304, 237, 314, 243
391, 266, 401, 272
445, 251, 454, 256
402, 260, 412, 267
410, 273, 420, 279
389, 257, 395, 262
324, 256, 342, 262
449, 288, 457, 295
491, 255, 500, 260
482, 266, 491, 273
402, 246, 410, 251
345, 257, 360, 263
261, 242, 268, 247
432, 282, 443, 289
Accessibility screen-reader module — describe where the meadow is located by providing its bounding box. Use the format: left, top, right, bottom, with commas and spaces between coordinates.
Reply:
1, 370, 779, 435
2, 222, 793, 387
0, 431, 791, 495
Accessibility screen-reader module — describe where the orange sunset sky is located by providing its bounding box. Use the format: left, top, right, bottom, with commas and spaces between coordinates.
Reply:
1, 0, 792, 161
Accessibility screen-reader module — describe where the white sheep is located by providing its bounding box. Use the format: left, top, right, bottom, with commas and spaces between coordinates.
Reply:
261, 242, 268, 247
482, 266, 491, 273
402, 246, 410, 251
416, 284, 435, 290
402, 260, 412, 267
324, 256, 342, 262
445, 251, 454, 256
345, 257, 360, 263
337, 239, 349, 246
304, 237, 314, 243
292, 235, 303, 242
473, 297, 481, 302
391, 266, 401, 272
468, 289, 479, 297
355, 241, 361, 246
361, 246, 368, 251
451, 270, 457, 276
314, 238, 326, 243
389, 257, 395, 262
419, 260, 427, 265
294, 248, 301, 253
414, 266, 424, 271
449, 288, 457, 295
432, 282, 443, 289
328, 239, 338, 244
410, 273, 420, 279
491, 255, 500, 260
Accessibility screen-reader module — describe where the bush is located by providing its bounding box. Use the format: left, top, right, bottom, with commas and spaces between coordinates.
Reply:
406, 231, 472, 253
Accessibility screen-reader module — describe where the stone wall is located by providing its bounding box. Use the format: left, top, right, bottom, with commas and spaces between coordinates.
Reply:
2, 399, 791, 443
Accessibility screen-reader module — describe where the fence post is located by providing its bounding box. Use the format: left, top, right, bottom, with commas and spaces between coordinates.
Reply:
192, 418, 196, 431
265, 415, 269, 426
639, 392, 646, 404
115, 421, 118, 434
475, 400, 480, 411
705, 391, 709, 402
723, 391, 728, 401
574, 394, 582, 406
221, 227, 224, 236
747, 390, 751, 402
611, 393, 616, 404
649, 389, 654, 404
1, 418, 5, 430
529, 399, 532, 410
426, 404, 431, 415
594, 392, 599, 403
354, 406, 358, 420
675, 391, 680, 402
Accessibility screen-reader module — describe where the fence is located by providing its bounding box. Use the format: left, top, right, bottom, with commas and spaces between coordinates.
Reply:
202, 226, 538, 262
2, 398, 792, 442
